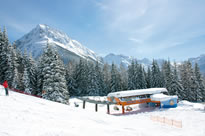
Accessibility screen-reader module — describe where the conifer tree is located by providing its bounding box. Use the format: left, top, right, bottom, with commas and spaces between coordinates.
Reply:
23, 64, 30, 94
0, 28, 3, 82
146, 66, 152, 88
138, 64, 147, 89
15, 47, 24, 90
87, 62, 98, 96
28, 53, 38, 94
74, 59, 88, 96
110, 63, 120, 92
0, 28, 20, 88
5, 44, 15, 86
0, 27, 9, 83
22, 51, 31, 93
187, 61, 199, 102
102, 63, 111, 95
180, 61, 199, 101
194, 63, 205, 102
179, 62, 189, 100
94, 61, 105, 96
22, 52, 37, 94
128, 60, 136, 90
40, 44, 69, 104
169, 62, 184, 99
11, 42, 21, 89
65, 61, 77, 96
162, 60, 173, 94
119, 63, 128, 90
151, 60, 161, 87
36, 55, 44, 96
134, 60, 141, 89
4, 44, 20, 89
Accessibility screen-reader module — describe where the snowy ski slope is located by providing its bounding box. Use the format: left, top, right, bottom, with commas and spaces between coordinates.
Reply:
0, 85, 205, 136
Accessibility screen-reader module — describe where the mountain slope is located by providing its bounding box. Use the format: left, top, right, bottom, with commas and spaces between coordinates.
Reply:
0, 85, 205, 136
15, 24, 102, 63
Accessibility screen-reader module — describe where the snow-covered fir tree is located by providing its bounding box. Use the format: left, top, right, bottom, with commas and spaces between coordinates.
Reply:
138, 64, 147, 89
5, 44, 15, 86
128, 60, 136, 90
194, 63, 205, 102
162, 60, 173, 94
110, 63, 121, 92
11, 43, 21, 89
22, 51, 31, 94
151, 60, 162, 87
102, 63, 111, 95
119, 63, 128, 90
0, 27, 9, 83
134, 60, 141, 89
0, 28, 20, 88
23, 66, 30, 93
36, 55, 44, 96
14, 46, 24, 90
22, 51, 37, 94
65, 61, 77, 96
0, 28, 4, 82
87, 62, 98, 96
40, 43, 69, 104
28, 53, 38, 94
74, 59, 88, 96
94, 61, 105, 96
169, 62, 184, 99
187, 61, 199, 102
179, 62, 190, 100
5, 44, 20, 88
180, 61, 199, 101
146, 66, 152, 88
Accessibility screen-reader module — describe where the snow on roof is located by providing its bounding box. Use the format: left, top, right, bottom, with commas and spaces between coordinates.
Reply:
151, 93, 178, 102
107, 88, 168, 98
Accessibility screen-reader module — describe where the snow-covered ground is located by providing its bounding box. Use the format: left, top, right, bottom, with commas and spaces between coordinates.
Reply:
0, 85, 205, 136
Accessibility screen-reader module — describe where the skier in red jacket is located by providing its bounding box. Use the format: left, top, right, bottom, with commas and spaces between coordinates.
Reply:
3, 80, 9, 96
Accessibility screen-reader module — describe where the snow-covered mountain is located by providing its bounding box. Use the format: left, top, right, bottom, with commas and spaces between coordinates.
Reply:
103, 53, 164, 68
189, 54, 205, 74
15, 24, 102, 63
103, 53, 135, 67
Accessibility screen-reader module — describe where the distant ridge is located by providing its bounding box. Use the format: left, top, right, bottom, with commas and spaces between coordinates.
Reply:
189, 54, 205, 74
103, 53, 164, 68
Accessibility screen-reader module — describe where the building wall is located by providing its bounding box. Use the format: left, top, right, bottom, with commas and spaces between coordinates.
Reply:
161, 98, 178, 108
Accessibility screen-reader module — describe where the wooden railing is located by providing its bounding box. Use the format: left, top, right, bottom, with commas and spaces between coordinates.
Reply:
77, 97, 117, 114
150, 115, 182, 128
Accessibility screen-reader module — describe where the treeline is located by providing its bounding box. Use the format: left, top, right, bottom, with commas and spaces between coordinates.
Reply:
0, 27, 205, 104
66, 58, 205, 102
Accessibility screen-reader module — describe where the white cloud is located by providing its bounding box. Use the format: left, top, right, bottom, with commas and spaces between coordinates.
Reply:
95, 1, 109, 10
97, 0, 205, 58
128, 38, 143, 44
98, 0, 148, 31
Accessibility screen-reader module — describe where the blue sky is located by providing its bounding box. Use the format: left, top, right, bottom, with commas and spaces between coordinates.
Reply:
1, 0, 205, 61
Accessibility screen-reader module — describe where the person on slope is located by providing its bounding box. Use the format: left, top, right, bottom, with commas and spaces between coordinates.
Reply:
3, 80, 9, 96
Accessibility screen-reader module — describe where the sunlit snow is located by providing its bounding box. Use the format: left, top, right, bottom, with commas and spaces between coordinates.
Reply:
0, 85, 205, 136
